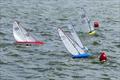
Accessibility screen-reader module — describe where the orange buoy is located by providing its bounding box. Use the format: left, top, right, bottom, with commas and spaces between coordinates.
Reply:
94, 21, 99, 28
99, 51, 107, 62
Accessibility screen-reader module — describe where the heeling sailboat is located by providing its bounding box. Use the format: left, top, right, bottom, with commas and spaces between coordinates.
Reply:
80, 8, 96, 36
68, 23, 88, 51
13, 21, 44, 45
57, 28, 91, 58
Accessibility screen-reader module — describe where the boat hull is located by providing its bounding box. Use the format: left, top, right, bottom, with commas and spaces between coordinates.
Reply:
72, 53, 92, 58
88, 30, 96, 36
16, 41, 45, 45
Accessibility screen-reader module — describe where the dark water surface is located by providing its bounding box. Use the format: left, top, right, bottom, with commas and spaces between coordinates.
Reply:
0, 0, 120, 80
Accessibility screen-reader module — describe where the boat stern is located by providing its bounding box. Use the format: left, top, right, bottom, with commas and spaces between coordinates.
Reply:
72, 53, 92, 58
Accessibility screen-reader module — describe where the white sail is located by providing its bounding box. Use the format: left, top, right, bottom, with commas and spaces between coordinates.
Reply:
58, 28, 85, 55
68, 24, 84, 48
13, 21, 36, 42
90, 21, 94, 31
80, 8, 94, 32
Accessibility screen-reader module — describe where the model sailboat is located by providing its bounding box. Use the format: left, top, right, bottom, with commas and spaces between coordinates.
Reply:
58, 28, 91, 58
80, 8, 96, 35
13, 21, 44, 45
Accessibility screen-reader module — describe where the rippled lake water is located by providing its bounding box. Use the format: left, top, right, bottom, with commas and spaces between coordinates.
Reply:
0, 0, 120, 80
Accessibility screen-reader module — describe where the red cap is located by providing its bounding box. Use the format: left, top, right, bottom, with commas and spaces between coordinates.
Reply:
99, 51, 107, 62
94, 21, 99, 28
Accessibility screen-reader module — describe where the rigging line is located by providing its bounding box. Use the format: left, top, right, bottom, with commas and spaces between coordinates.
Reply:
19, 23, 37, 41
18, 23, 29, 41
69, 22, 85, 49
30, 34, 37, 41
60, 28, 83, 54
81, 7, 92, 31
15, 21, 27, 41
65, 32, 84, 54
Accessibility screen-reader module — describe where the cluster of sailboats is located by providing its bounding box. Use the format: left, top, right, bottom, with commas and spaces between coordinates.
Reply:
12, 8, 107, 62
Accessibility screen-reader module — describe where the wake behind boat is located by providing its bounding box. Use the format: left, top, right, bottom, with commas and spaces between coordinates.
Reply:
57, 28, 91, 58
13, 21, 44, 45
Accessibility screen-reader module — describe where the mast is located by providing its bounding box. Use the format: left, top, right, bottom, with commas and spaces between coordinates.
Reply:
81, 7, 92, 31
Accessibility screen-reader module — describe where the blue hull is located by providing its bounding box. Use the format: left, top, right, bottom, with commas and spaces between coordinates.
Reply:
72, 53, 92, 58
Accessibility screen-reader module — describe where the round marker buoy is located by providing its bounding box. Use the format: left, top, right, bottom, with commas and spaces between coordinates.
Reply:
94, 21, 99, 28
99, 51, 107, 62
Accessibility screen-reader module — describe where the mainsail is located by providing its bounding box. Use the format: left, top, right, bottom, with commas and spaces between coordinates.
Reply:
80, 8, 94, 32
58, 28, 85, 56
13, 21, 36, 42
13, 21, 45, 45
68, 24, 84, 48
